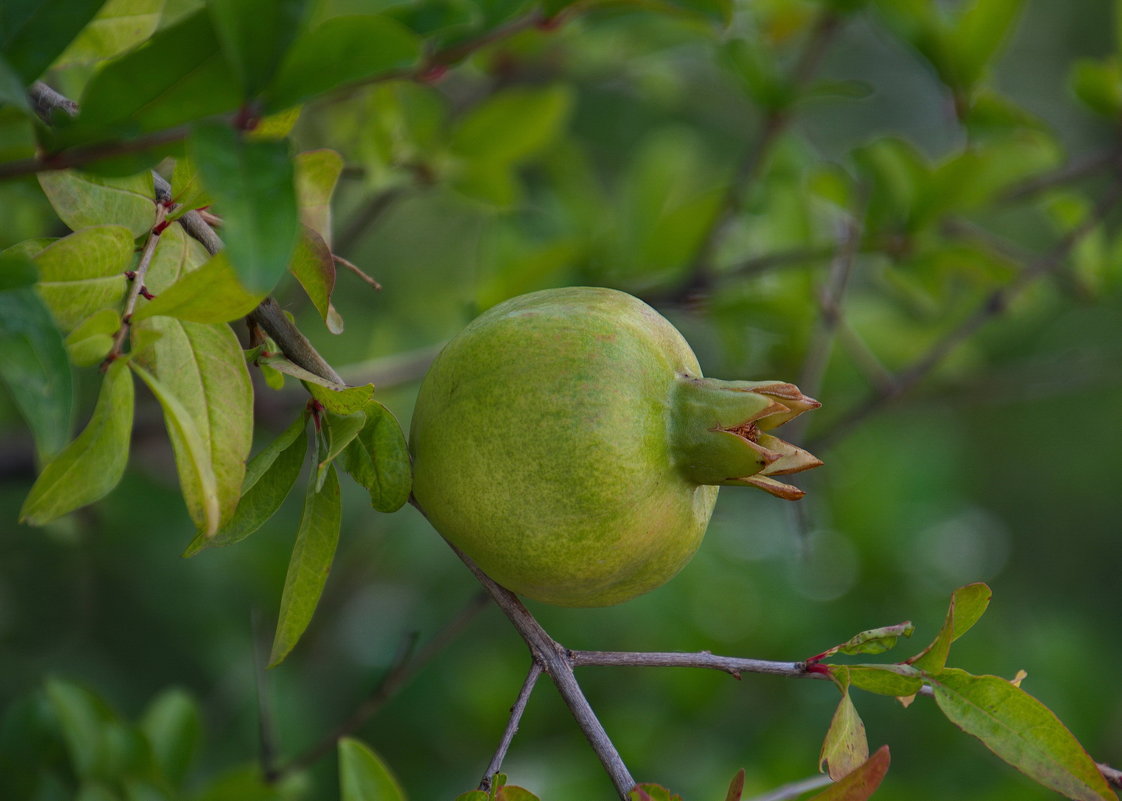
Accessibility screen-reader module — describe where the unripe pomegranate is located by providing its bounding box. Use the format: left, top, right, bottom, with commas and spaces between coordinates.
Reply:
410, 287, 821, 607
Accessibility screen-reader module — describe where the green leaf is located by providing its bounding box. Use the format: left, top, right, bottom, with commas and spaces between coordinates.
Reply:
947, 0, 1025, 91
450, 85, 573, 165
184, 415, 308, 556
132, 320, 254, 536
263, 15, 421, 113
0, 247, 40, 289
269, 464, 341, 667
0, 0, 105, 82
1070, 58, 1122, 117
318, 411, 365, 483
628, 784, 683, 801
53, 0, 165, 68
305, 381, 374, 415
820, 684, 869, 781
495, 788, 540, 801
290, 227, 343, 333
38, 170, 156, 237
338, 737, 407, 801
65, 307, 120, 367
907, 583, 991, 673
168, 157, 212, 219
33, 225, 133, 333
139, 689, 200, 788
294, 148, 343, 246
133, 251, 266, 324
342, 401, 411, 513
806, 746, 890, 801
59, 10, 240, 143
141, 220, 212, 294
833, 665, 924, 698
0, 284, 73, 461
720, 39, 791, 110
190, 122, 299, 294
208, 0, 309, 98
44, 678, 114, 779
454, 793, 489, 801
930, 669, 1113, 801
20, 360, 133, 525
812, 621, 915, 661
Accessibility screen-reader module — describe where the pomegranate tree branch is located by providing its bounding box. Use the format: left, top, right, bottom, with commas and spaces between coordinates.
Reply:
448, 542, 637, 799
276, 591, 491, 778
568, 650, 814, 680
103, 202, 167, 367
811, 180, 1122, 451
479, 661, 544, 791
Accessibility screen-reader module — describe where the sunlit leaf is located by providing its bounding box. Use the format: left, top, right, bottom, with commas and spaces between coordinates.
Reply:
38, 170, 156, 237
33, 225, 133, 332
20, 360, 133, 525
263, 15, 421, 112
338, 737, 407, 801
295, 149, 344, 246
806, 746, 890, 801
930, 669, 1113, 801
133, 251, 265, 324
53, 0, 165, 68
0, 283, 73, 461
184, 414, 308, 556
269, 464, 341, 667
132, 320, 254, 535
190, 122, 299, 294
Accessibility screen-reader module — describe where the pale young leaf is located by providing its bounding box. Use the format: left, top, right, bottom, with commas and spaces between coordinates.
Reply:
295, 149, 344, 246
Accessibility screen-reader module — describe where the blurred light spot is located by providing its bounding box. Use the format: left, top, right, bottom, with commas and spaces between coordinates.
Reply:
788, 530, 859, 602
911, 507, 1010, 589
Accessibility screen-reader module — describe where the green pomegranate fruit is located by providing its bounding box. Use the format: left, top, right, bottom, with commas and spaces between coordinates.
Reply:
409, 287, 821, 607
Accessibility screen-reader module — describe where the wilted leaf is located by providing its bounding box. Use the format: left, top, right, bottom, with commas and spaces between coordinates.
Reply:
20, 360, 133, 525
343, 401, 411, 513
191, 122, 299, 294
338, 737, 407, 801
930, 669, 1113, 801
38, 170, 156, 238
133, 251, 265, 324
812, 621, 915, 662
820, 685, 870, 780
0, 285, 73, 461
33, 225, 133, 332
269, 465, 341, 667
140, 688, 201, 788
263, 15, 421, 112
132, 320, 253, 535
184, 414, 308, 556
807, 746, 890, 801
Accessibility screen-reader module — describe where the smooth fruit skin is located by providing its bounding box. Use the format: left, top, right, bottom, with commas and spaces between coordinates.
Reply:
411, 287, 715, 607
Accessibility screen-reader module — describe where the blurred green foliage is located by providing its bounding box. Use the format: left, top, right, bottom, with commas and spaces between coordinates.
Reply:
2, 0, 1122, 799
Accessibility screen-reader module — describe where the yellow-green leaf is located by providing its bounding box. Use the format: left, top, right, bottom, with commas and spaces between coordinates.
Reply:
338, 737, 407, 801
290, 227, 343, 334
132, 320, 253, 535
269, 464, 341, 667
64, 307, 120, 366
295, 149, 344, 246
34, 225, 133, 332
20, 360, 133, 525
342, 401, 411, 513
38, 170, 156, 236
820, 685, 869, 781
930, 669, 1113, 801
133, 251, 265, 323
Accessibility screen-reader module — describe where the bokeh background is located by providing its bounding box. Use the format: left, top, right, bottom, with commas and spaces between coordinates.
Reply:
2, 0, 1121, 799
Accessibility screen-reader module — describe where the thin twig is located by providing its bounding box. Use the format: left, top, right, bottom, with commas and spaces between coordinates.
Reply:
335, 186, 408, 254
569, 650, 814, 680
1098, 762, 1122, 789
276, 591, 491, 777
1000, 149, 1122, 204
743, 773, 833, 801
334, 254, 383, 291
447, 541, 637, 799
103, 202, 167, 368
811, 181, 1122, 451
30, 81, 78, 122
480, 661, 544, 791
